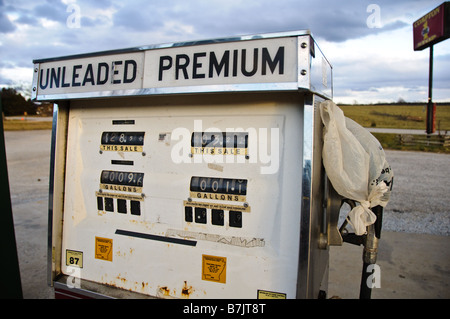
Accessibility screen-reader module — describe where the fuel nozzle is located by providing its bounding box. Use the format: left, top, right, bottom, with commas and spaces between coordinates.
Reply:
363, 206, 382, 264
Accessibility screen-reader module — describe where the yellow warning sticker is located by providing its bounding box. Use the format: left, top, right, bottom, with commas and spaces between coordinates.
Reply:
95, 237, 113, 261
66, 250, 83, 268
202, 255, 226, 284
257, 290, 287, 299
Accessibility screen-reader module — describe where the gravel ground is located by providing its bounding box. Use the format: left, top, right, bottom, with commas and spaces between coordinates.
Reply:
382, 150, 450, 236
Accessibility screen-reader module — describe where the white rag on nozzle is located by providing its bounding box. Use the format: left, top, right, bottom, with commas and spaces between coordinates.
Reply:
319, 100, 394, 235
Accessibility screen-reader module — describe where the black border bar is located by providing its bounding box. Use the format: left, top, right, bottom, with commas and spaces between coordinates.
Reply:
115, 229, 197, 246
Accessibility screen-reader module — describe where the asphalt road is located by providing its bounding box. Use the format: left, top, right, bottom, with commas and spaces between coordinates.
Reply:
3, 130, 450, 298
4, 130, 53, 299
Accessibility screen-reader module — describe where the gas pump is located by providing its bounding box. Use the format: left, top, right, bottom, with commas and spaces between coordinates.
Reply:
33, 30, 392, 299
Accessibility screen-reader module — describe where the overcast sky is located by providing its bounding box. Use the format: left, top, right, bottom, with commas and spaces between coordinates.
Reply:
1, 0, 449, 103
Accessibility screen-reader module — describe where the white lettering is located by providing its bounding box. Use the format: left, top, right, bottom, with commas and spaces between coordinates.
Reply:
183, 303, 217, 316
170, 120, 280, 174
367, 4, 382, 28
66, 2, 81, 29
66, 266, 81, 289
170, 127, 191, 164
366, 264, 381, 288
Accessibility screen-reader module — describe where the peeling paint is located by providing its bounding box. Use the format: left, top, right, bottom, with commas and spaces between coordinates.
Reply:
166, 228, 265, 247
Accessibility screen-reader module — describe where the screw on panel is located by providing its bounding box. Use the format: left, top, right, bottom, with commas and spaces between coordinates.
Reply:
301, 69, 307, 76
301, 42, 308, 49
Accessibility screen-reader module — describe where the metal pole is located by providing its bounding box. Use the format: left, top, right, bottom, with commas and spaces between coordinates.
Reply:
359, 206, 383, 299
0, 96, 23, 298
426, 45, 434, 134
359, 262, 373, 299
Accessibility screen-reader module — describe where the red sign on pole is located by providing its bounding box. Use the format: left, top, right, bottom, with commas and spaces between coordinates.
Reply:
413, 2, 450, 51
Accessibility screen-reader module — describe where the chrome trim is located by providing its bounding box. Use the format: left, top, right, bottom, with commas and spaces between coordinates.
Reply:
297, 93, 330, 298
54, 276, 156, 299
54, 278, 112, 299
33, 30, 311, 63
297, 36, 311, 91
35, 82, 300, 101
47, 102, 69, 287
297, 94, 314, 298
309, 38, 333, 99
31, 63, 39, 100
47, 103, 58, 286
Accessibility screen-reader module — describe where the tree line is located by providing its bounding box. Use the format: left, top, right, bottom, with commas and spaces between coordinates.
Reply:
0, 87, 52, 116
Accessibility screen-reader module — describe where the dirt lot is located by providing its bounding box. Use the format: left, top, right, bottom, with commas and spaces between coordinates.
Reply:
4, 130, 450, 298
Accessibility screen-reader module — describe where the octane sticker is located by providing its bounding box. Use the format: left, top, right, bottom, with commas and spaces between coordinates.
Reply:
66, 249, 83, 268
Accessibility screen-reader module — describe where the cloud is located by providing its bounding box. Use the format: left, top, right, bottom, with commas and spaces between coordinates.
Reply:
0, 0, 16, 33
0, 13, 16, 33
104, 0, 410, 43
34, 0, 67, 23
112, 0, 167, 31
0, 0, 449, 103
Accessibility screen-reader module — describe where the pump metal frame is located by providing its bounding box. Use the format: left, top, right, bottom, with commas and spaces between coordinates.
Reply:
40, 31, 334, 299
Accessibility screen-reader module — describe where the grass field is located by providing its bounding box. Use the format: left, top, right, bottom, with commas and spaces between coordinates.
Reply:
340, 103, 450, 153
339, 103, 450, 132
2, 118, 52, 131
3, 103, 450, 153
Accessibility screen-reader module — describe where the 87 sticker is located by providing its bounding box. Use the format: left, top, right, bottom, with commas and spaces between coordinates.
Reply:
66, 250, 83, 268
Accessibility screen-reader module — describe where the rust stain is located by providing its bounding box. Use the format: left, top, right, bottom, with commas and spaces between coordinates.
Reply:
159, 286, 171, 296
116, 275, 127, 284
181, 281, 193, 298
156, 282, 193, 298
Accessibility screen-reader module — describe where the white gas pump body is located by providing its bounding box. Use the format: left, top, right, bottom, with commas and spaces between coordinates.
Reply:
34, 30, 333, 299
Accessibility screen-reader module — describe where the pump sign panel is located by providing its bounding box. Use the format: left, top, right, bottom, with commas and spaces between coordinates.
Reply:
34, 38, 297, 97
